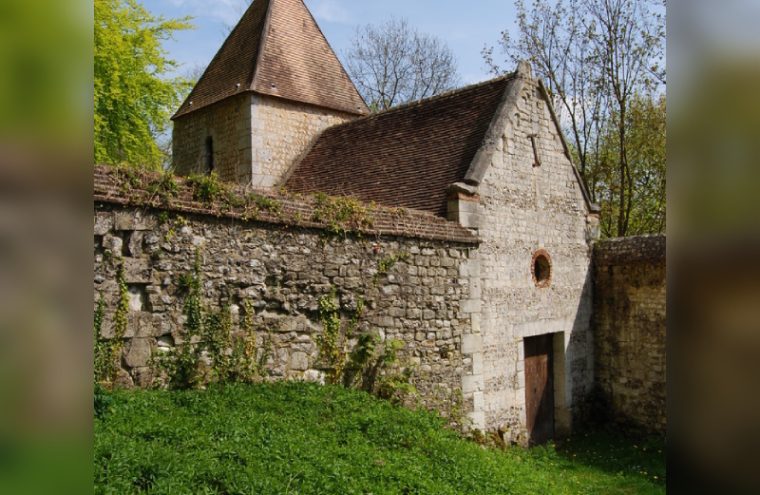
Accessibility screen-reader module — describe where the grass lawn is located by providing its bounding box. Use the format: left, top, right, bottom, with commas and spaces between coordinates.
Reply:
94, 382, 665, 494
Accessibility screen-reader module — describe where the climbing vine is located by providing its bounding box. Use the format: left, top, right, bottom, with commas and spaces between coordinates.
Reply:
157, 250, 274, 389
227, 299, 269, 382
93, 261, 130, 388
93, 293, 107, 385
315, 287, 416, 403
159, 251, 204, 388
316, 290, 345, 384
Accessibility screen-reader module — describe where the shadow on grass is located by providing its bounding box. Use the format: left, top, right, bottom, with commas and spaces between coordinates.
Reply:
554, 425, 666, 488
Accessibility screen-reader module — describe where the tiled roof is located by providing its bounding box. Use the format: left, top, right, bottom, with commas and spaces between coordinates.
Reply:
93, 165, 478, 245
173, 0, 368, 119
285, 75, 516, 217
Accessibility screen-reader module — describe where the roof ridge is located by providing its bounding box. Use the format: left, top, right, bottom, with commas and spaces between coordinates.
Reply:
296, 0, 367, 109
320, 73, 518, 131
172, 0, 270, 119
249, 0, 275, 92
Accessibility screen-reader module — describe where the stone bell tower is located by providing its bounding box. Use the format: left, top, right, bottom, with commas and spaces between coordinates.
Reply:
171, 0, 368, 187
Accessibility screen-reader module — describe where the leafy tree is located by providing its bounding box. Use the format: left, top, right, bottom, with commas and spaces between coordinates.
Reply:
484, 0, 665, 237
94, 0, 191, 169
346, 18, 460, 111
592, 94, 666, 237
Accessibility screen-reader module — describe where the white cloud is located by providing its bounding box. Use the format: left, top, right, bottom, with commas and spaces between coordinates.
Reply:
308, 0, 352, 24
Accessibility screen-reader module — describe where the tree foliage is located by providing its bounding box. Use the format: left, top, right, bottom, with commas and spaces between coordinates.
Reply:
593, 94, 666, 236
484, 0, 665, 237
94, 0, 191, 169
346, 18, 460, 111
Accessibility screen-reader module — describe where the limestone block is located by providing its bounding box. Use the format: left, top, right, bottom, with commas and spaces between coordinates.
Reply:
103, 234, 123, 255
123, 258, 151, 284
124, 312, 155, 338
114, 211, 156, 231
127, 231, 144, 257
124, 338, 152, 369
462, 334, 482, 355
460, 299, 481, 314
114, 368, 134, 388
290, 352, 309, 371
472, 391, 485, 411
94, 213, 113, 236
462, 374, 483, 394
303, 369, 325, 384
469, 411, 486, 431
459, 260, 481, 278
133, 367, 154, 388
470, 313, 481, 333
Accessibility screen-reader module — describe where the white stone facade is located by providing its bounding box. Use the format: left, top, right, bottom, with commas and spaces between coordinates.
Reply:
454, 73, 599, 441
249, 95, 355, 187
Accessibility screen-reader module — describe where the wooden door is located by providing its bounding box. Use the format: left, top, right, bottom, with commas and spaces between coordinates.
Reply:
524, 334, 555, 445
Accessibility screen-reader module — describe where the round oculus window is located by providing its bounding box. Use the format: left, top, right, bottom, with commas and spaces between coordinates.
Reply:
532, 250, 552, 288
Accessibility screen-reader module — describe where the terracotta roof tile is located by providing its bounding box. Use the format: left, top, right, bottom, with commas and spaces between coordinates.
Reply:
173, 0, 367, 119
93, 165, 478, 244
285, 75, 516, 216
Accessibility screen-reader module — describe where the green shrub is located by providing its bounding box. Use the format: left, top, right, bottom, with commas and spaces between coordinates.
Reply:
187, 172, 225, 204
148, 170, 179, 204
311, 192, 374, 235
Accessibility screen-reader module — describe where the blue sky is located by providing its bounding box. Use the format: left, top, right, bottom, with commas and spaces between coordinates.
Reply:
143, 0, 519, 85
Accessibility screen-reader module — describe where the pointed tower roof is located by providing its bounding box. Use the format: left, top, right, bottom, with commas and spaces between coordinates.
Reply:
173, 0, 368, 119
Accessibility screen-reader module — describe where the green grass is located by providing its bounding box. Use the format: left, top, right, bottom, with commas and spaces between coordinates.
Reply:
94, 383, 665, 494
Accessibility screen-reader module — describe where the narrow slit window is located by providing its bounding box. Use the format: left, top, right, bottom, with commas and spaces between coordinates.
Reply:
204, 136, 214, 174
530, 135, 541, 167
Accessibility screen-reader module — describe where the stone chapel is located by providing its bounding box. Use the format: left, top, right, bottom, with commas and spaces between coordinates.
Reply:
168, 0, 602, 441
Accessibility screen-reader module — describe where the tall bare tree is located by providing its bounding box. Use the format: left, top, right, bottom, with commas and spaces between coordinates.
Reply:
584, 0, 665, 236
484, 0, 665, 237
346, 18, 460, 111
483, 0, 606, 179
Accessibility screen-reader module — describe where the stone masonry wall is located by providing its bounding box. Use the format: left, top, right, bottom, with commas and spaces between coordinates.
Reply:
466, 73, 598, 441
93, 166, 478, 418
250, 95, 355, 188
172, 94, 355, 188
172, 94, 253, 184
593, 235, 666, 434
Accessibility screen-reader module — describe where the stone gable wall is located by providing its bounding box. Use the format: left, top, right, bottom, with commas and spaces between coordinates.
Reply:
250, 95, 355, 188
593, 235, 666, 434
172, 94, 253, 183
471, 76, 598, 441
